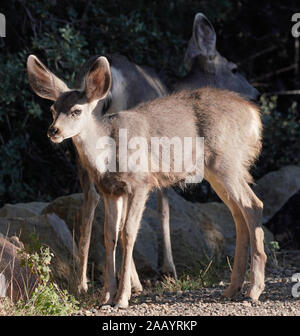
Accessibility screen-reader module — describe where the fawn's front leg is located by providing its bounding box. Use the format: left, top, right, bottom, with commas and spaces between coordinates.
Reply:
102, 195, 124, 305
77, 164, 100, 293
114, 188, 149, 308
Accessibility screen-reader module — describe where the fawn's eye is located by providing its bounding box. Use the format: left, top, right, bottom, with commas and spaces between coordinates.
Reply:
71, 109, 82, 117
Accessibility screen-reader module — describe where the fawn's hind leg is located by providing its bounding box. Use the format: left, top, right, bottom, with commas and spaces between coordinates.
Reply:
157, 188, 177, 279
206, 169, 266, 300
206, 172, 249, 298
240, 183, 266, 300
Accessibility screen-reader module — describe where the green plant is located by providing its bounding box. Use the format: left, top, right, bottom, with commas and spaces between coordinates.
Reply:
155, 258, 229, 294
16, 246, 79, 316
269, 240, 280, 268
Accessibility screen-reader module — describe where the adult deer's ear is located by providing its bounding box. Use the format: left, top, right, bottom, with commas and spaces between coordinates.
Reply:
27, 55, 69, 101
184, 13, 217, 72
85, 56, 112, 102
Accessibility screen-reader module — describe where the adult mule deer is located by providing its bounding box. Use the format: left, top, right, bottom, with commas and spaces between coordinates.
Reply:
172, 13, 259, 100
26, 55, 266, 308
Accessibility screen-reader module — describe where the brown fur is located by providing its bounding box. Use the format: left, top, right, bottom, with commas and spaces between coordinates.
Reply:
78, 87, 262, 197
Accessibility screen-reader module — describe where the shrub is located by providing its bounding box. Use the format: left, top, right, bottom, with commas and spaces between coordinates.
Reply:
16, 246, 79, 316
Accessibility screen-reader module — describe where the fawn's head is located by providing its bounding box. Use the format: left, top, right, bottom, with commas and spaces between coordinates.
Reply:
183, 13, 259, 100
27, 55, 111, 143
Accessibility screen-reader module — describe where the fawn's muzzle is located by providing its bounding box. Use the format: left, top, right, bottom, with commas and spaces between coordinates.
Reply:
47, 126, 59, 138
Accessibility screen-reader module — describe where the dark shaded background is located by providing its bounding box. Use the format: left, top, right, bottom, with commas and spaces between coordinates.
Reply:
0, 1, 299, 246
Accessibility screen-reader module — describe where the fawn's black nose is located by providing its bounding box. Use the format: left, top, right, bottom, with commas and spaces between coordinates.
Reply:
47, 126, 59, 138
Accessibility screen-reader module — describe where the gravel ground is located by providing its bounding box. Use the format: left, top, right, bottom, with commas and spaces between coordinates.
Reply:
77, 254, 300, 317
93, 277, 299, 316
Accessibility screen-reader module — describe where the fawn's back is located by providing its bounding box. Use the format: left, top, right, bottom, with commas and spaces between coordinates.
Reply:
97, 87, 262, 194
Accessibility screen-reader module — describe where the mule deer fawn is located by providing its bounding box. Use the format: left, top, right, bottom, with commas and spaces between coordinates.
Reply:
73, 12, 259, 293
27, 53, 266, 308
27, 53, 172, 294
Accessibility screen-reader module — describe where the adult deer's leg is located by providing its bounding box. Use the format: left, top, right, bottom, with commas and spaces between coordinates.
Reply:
206, 171, 249, 298
102, 195, 124, 305
77, 163, 100, 293
114, 187, 149, 308
157, 188, 177, 279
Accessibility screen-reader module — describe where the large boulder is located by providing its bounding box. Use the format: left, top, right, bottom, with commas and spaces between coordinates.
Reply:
0, 202, 49, 218
41, 193, 160, 279
5, 164, 299, 287
145, 190, 223, 274
40, 188, 273, 279
0, 214, 78, 292
254, 165, 300, 223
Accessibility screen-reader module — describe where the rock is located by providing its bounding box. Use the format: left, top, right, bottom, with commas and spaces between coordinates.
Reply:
145, 190, 211, 275
0, 215, 78, 292
2, 165, 291, 288
253, 165, 300, 223
38, 187, 274, 280
47, 213, 79, 259
147, 189, 273, 272
0, 234, 38, 302
42, 193, 107, 279
0, 202, 49, 218
264, 191, 300, 249
133, 218, 159, 277
42, 193, 159, 279
41, 191, 213, 278
41, 194, 83, 241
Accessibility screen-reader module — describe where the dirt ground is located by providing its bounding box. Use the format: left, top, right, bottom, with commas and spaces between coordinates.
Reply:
77, 252, 300, 316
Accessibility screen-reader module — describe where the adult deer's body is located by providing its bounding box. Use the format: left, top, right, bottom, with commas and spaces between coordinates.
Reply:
27, 12, 260, 301
26, 54, 266, 308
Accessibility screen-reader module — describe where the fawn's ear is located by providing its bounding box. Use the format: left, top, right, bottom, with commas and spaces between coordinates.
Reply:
184, 13, 217, 71
85, 56, 112, 102
27, 55, 69, 101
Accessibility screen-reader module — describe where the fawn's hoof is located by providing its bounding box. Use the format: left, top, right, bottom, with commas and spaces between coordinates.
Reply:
114, 299, 129, 309
246, 284, 264, 301
131, 283, 143, 294
100, 304, 112, 310
77, 282, 88, 294
101, 290, 117, 306
223, 284, 242, 299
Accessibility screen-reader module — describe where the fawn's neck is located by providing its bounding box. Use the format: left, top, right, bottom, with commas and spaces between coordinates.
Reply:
72, 114, 114, 177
